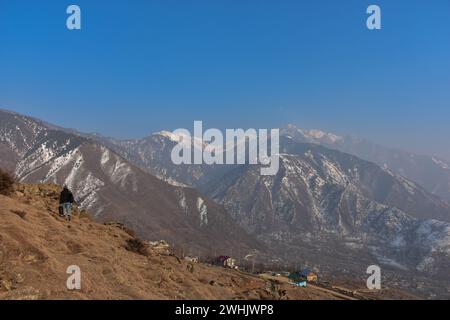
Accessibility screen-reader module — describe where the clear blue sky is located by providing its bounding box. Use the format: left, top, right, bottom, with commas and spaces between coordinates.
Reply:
1, 1, 449, 158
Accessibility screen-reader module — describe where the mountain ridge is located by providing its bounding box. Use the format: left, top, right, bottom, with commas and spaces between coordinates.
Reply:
281, 124, 450, 202
0, 109, 262, 257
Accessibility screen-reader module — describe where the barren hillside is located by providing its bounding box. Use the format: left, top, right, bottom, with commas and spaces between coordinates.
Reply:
0, 183, 342, 300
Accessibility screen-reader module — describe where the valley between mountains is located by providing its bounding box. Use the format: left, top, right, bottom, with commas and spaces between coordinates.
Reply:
1, 109, 449, 298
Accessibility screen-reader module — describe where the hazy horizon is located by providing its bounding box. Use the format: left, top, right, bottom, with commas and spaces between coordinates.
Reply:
2, 105, 449, 163
1, 0, 449, 159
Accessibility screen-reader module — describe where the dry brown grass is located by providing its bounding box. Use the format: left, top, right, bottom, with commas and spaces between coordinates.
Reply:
0, 183, 349, 300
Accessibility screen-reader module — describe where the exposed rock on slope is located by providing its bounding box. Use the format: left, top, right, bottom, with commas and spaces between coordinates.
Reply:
88, 130, 232, 187
203, 137, 450, 285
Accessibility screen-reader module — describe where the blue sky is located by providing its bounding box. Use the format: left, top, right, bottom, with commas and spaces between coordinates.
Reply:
1, 1, 449, 158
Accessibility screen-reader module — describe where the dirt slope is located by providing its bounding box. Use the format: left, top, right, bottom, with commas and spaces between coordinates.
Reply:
0, 184, 338, 300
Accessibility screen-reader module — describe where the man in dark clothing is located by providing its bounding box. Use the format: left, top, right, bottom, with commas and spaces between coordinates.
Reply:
59, 186, 75, 221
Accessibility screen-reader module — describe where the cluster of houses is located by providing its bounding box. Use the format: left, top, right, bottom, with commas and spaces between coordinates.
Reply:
146, 238, 319, 290
184, 255, 238, 269
212, 255, 238, 269
182, 252, 319, 288
287, 268, 318, 287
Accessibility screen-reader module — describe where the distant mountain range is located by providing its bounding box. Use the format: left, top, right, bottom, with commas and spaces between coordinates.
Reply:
84, 124, 450, 205
204, 137, 450, 281
1, 109, 450, 297
281, 124, 450, 202
0, 109, 261, 257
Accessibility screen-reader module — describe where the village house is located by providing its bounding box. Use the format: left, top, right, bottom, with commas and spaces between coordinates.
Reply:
288, 268, 319, 284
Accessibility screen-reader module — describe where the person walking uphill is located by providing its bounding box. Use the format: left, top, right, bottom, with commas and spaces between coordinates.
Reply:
59, 186, 75, 221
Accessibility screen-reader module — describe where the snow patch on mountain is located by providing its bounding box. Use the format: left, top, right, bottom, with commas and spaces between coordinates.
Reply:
158, 130, 204, 149
100, 147, 138, 192
415, 220, 450, 253
320, 156, 348, 185
283, 125, 343, 144
159, 130, 187, 143
177, 190, 188, 215
155, 173, 188, 187
197, 197, 208, 226
432, 157, 449, 170
100, 147, 110, 165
